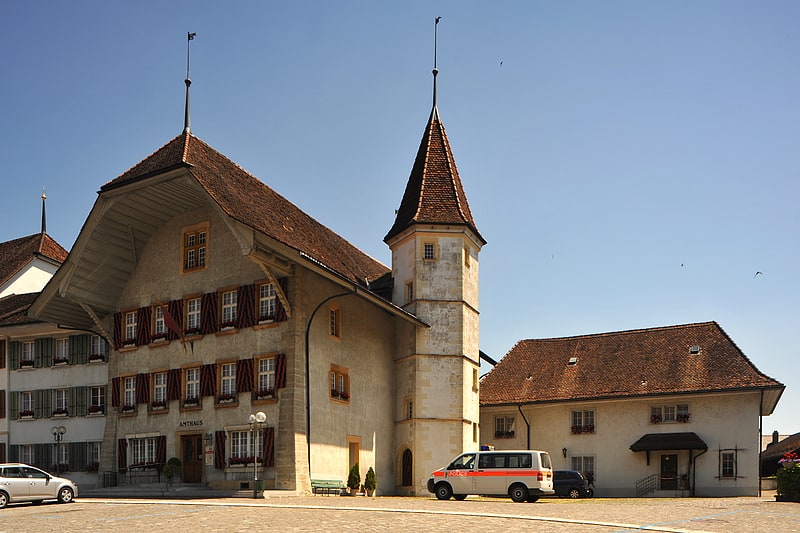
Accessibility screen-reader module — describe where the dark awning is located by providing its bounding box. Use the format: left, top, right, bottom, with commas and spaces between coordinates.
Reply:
630, 432, 708, 452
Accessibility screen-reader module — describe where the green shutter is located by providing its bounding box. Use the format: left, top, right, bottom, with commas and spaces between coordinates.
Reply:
35, 338, 54, 368
69, 334, 89, 364
9, 391, 19, 420
9, 341, 20, 370
70, 386, 88, 416
36, 389, 53, 418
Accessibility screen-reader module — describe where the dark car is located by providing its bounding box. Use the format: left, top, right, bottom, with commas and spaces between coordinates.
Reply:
553, 470, 592, 498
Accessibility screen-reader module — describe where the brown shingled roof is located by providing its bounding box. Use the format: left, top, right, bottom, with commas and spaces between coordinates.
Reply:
0, 292, 39, 325
480, 322, 783, 406
102, 133, 389, 286
384, 108, 484, 244
0, 233, 68, 288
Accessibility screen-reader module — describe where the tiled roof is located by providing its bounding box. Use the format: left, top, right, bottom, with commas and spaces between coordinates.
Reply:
762, 432, 800, 460
102, 133, 390, 286
384, 108, 484, 244
0, 292, 39, 325
480, 321, 783, 406
0, 233, 68, 287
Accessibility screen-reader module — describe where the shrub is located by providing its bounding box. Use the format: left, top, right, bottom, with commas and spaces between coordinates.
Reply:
776, 461, 800, 502
364, 466, 376, 491
347, 462, 360, 490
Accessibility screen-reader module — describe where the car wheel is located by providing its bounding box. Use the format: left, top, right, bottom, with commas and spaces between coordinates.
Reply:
453, 494, 467, 501
435, 483, 452, 501
0, 491, 8, 509
57, 487, 74, 504
568, 488, 581, 499
509, 483, 528, 503
586, 488, 594, 498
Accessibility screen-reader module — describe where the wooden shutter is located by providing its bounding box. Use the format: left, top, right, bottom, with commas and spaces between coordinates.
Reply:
111, 377, 121, 407
237, 284, 255, 329
201, 292, 218, 334
9, 341, 19, 369
275, 353, 287, 389
236, 359, 254, 393
136, 373, 150, 404
264, 426, 275, 467
275, 277, 289, 322
113, 312, 122, 349
200, 364, 216, 398
157, 435, 167, 465
214, 431, 226, 469
118, 439, 128, 472
35, 338, 53, 368
167, 368, 182, 401
167, 299, 184, 341
136, 306, 151, 346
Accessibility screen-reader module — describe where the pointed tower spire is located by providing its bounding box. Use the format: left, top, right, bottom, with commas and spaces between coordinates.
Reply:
384, 17, 484, 245
183, 32, 196, 134
40, 188, 47, 234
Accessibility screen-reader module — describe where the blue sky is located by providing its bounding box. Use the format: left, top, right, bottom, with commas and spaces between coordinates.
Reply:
1, 1, 798, 435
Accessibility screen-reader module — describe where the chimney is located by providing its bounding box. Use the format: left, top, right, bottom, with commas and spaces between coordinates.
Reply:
773, 430, 779, 445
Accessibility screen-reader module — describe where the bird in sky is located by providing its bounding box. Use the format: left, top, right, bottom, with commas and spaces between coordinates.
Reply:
754, 271, 763, 278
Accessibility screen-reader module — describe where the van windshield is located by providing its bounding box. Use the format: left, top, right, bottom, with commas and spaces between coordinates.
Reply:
447, 453, 476, 470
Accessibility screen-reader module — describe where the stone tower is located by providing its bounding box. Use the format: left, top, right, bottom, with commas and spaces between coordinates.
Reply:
385, 60, 486, 495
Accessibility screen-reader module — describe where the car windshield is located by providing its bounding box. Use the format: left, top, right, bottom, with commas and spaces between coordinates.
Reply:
448, 453, 475, 470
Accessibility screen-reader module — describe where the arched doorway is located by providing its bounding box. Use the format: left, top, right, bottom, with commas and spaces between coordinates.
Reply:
401, 448, 413, 487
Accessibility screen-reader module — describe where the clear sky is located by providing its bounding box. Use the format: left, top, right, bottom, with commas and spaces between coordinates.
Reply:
1, 1, 798, 435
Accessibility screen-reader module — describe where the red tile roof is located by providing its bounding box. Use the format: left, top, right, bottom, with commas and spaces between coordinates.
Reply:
102, 133, 390, 286
385, 108, 484, 244
0, 292, 39, 325
0, 233, 68, 288
480, 321, 783, 406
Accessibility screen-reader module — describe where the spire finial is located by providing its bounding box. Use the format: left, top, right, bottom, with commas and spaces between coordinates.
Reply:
432, 17, 441, 109
41, 188, 47, 234
183, 32, 197, 134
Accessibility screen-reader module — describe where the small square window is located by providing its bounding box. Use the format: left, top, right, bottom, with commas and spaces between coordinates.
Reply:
423, 242, 436, 260
329, 307, 341, 338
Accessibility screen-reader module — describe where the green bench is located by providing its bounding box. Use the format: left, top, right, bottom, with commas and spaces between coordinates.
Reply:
311, 479, 345, 495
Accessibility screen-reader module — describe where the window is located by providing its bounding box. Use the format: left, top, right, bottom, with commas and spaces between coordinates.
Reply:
423, 242, 436, 260
473, 422, 478, 443
90, 335, 107, 360
55, 442, 68, 466
258, 282, 277, 321
257, 357, 276, 398
54, 389, 68, 415
720, 450, 737, 478
130, 437, 158, 466
21, 341, 34, 364
185, 367, 200, 404
571, 410, 595, 434
186, 297, 201, 332
405, 281, 414, 304
19, 391, 34, 417
571, 455, 595, 477
153, 372, 167, 407
123, 377, 136, 410
54, 338, 69, 363
464, 245, 471, 267
329, 307, 340, 338
330, 365, 349, 401
651, 403, 690, 424
495, 416, 515, 438
89, 386, 105, 414
124, 311, 137, 343
406, 400, 413, 420
87, 442, 101, 466
219, 362, 237, 400
183, 224, 208, 272
20, 445, 34, 465
230, 429, 263, 465
472, 368, 479, 391
221, 290, 237, 326
153, 306, 167, 338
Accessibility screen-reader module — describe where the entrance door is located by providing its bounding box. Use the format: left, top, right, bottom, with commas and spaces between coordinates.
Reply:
660, 454, 678, 490
181, 434, 204, 483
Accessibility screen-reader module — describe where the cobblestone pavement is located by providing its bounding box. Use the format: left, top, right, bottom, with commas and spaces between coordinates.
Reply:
1, 492, 798, 532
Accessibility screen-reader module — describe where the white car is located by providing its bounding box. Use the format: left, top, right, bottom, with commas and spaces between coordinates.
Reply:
0, 463, 77, 509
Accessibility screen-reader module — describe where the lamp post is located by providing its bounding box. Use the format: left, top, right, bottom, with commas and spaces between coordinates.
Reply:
249, 411, 267, 498
51, 426, 66, 472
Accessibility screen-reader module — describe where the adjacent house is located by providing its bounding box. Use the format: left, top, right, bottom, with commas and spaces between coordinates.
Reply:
479, 322, 784, 497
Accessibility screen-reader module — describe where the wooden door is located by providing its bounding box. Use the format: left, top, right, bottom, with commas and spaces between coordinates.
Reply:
660, 454, 678, 490
181, 434, 204, 483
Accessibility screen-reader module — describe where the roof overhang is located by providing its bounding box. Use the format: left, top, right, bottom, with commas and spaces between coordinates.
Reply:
630, 432, 708, 452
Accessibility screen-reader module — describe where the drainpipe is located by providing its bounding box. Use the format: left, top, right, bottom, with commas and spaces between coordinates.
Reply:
690, 448, 707, 497
305, 289, 357, 477
517, 404, 531, 450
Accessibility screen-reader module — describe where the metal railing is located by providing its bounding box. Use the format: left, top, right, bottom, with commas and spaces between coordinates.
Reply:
634, 473, 659, 497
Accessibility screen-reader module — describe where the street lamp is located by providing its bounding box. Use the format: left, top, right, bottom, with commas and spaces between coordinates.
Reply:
51, 426, 66, 472
249, 411, 267, 498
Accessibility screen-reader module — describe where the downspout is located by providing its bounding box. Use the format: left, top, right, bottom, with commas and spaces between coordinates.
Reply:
691, 448, 708, 497
517, 404, 531, 450
305, 288, 357, 478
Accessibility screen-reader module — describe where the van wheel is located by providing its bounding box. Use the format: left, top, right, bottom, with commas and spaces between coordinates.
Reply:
568, 488, 581, 499
453, 494, 467, 501
526, 495, 539, 503
435, 483, 453, 501
509, 483, 528, 503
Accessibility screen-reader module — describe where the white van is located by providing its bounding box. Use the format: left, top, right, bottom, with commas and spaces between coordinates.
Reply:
426, 450, 554, 502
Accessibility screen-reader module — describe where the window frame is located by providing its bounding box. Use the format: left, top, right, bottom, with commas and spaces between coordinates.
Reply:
21, 341, 34, 363
651, 403, 690, 424
256, 356, 276, 399
258, 281, 277, 322
328, 306, 341, 339
129, 436, 158, 467
495, 416, 515, 439
329, 364, 350, 402
182, 222, 209, 273
571, 409, 596, 434
152, 371, 168, 409
423, 241, 437, 260
183, 366, 201, 407
90, 335, 107, 360
719, 449, 738, 479
123, 310, 137, 344
185, 296, 202, 334
54, 338, 69, 364
152, 305, 168, 340
89, 386, 105, 414
122, 376, 136, 411
219, 289, 238, 328
53, 388, 68, 415
218, 361, 237, 403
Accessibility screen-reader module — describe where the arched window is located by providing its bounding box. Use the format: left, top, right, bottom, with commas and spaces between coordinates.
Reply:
401, 449, 413, 487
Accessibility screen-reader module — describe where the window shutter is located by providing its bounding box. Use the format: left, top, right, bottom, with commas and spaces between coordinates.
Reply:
35, 338, 53, 368
136, 373, 150, 404
113, 312, 122, 349
36, 389, 53, 418
9, 392, 18, 420
264, 426, 275, 467
0, 339, 5, 369
214, 431, 226, 469
275, 277, 289, 322
201, 292, 218, 334
167, 368, 182, 401
111, 377, 121, 407
9, 341, 19, 370
69, 334, 89, 364
136, 306, 151, 346
70, 442, 86, 473
237, 284, 256, 329
118, 439, 128, 472
157, 435, 167, 465
70, 386, 88, 416
200, 364, 217, 398
276, 353, 287, 389
0, 390, 5, 419
167, 299, 184, 341
236, 359, 254, 393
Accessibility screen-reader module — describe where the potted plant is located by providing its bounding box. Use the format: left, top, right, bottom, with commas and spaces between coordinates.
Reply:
364, 466, 376, 497
163, 457, 182, 486
776, 452, 800, 502
347, 463, 360, 495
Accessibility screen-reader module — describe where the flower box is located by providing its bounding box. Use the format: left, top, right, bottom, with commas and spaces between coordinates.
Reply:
220, 322, 237, 330
121, 404, 136, 413
583, 424, 595, 433
650, 414, 663, 424
18, 410, 34, 418
88, 354, 105, 362
229, 456, 262, 467
258, 315, 275, 325
571, 425, 583, 434
88, 405, 104, 414
256, 388, 274, 400
183, 398, 199, 408
84, 462, 99, 472
217, 393, 236, 404
53, 358, 69, 366
676, 413, 691, 423
19, 360, 34, 368
331, 389, 340, 398
151, 400, 167, 410
495, 431, 515, 439
52, 409, 69, 417
339, 392, 350, 401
